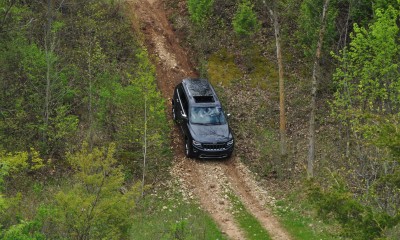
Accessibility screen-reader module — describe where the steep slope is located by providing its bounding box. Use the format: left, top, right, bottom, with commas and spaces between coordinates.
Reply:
128, 0, 292, 239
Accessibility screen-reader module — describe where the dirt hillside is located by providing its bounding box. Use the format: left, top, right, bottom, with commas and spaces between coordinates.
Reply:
128, 0, 292, 239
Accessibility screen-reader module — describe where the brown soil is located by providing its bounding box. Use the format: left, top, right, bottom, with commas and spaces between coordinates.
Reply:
128, 0, 292, 239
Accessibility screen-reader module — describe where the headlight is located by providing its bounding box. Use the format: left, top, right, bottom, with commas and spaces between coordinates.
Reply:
227, 139, 234, 146
192, 140, 202, 147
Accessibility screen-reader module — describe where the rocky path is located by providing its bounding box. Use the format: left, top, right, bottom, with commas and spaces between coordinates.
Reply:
128, 0, 292, 239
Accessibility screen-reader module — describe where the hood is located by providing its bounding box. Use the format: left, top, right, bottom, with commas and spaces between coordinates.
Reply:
188, 123, 232, 143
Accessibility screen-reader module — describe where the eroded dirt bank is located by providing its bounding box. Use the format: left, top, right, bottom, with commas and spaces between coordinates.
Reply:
128, 0, 292, 239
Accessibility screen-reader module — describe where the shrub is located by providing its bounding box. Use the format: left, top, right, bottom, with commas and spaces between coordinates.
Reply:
53, 143, 140, 239
187, 0, 214, 25
308, 180, 399, 239
232, 0, 260, 36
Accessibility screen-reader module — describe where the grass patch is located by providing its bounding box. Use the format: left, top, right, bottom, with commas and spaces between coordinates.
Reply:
246, 53, 278, 91
207, 47, 278, 92
274, 197, 340, 240
208, 48, 243, 86
130, 188, 227, 240
229, 192, 272, 240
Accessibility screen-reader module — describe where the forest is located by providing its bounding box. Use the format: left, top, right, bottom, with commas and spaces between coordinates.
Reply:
1, 0, 171, 238
0, 0, 399, 239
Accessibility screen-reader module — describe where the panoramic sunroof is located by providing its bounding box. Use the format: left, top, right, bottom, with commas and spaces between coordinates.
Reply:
193, 96, 215, 103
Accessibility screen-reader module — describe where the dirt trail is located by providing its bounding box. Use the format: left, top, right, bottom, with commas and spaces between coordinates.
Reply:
128, 0, 292, 239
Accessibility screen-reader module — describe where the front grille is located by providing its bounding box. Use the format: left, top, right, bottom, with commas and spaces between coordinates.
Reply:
203, 143, 226, 151
199, 154, 228, 159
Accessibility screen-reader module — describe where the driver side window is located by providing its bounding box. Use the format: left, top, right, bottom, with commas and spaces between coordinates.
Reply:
178, 86, 188, 114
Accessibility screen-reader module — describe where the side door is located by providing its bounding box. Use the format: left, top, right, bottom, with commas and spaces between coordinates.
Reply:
176, 85, 189, 133
172, 85, 180, 120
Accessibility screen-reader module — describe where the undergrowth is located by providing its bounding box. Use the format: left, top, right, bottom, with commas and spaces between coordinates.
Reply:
130, 185, 227, 240
274, 190, 340, 240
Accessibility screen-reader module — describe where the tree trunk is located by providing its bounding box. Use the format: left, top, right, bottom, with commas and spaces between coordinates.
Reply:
307, 0, 330, 179
44, 0, 53, 151
45, 0, 52, 127
88, 42, 93, 151
267, 4, 287, 158
142, 95, 147, 197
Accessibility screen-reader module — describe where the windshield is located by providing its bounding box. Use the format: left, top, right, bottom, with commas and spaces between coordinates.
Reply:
190, 106, 227, 125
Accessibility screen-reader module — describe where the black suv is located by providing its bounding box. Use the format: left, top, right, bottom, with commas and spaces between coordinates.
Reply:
172, 78, 234, 158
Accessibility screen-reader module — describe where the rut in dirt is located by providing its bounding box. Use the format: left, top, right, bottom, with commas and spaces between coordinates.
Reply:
128, 0, 292, 239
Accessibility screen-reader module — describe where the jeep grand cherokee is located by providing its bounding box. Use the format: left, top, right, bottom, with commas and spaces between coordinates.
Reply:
172, 78, 234, 158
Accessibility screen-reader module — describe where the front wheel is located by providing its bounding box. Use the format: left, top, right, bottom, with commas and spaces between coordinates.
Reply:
185, 137, 194, 158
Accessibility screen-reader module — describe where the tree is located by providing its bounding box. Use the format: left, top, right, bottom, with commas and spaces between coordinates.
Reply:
96, 47, 169, 182
331, 5, 400, 205
332, 6, 399, 119
44, 0, 53, 130
307, 0, 330, 179
54, 143, 139, 239
297, 0, 337, 58
248, 0, 287, 159
0, 0, 78, 157
331, 4, 399, 157
264, 0, 287, 158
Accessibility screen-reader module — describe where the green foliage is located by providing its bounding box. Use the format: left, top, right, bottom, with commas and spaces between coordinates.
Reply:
330, 7, 400, 220
187, 0, 214, 25
332, 5, 399, 147
232, 0, 260, 36
0, 3, 78, 156
1, 220, 45, 240
0, 0, 172, 238
130, 189, 227, 240
374, 118, 400, 158
207, 47, 276, 90
270, 4, 400, 222
207, 49, 243, 86
97, 48, 171, 181
308, 180, 399, 239
0, 1, 30, 36
297, 0, 338, 57
374, 0, 400, 11
0, 0, 166, 169
347, 0, 374, 28
53, 143, 139, 239
274, 198, 339, 240
0, 204, 56, 240
0, 150, 44, 238
0, 150, 43, 189
245, 46, 277, 90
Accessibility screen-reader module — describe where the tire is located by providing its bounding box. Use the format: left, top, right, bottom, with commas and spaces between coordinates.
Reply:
185, 137, 194, 158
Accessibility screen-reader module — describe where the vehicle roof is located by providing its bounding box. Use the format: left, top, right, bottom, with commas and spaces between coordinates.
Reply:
182, 78, 220, 105
182, 78, 221, 106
